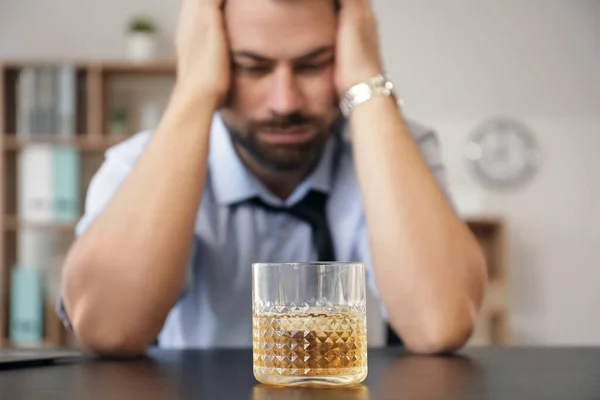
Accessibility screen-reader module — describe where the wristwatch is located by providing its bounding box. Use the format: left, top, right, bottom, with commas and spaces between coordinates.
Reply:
339, 74, 403, 118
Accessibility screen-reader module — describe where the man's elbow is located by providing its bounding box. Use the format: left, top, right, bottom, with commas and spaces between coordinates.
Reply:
404, 322, 474, 355
68, 301, 152, 358
401, 303, 478, 355
74, 319, 151, 358
406, 241, 489, 354
61, 253, 154, 358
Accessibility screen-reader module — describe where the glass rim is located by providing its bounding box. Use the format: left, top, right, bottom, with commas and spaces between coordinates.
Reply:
252, 261, 365, 268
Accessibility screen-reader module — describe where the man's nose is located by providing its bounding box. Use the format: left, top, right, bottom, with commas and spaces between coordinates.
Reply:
267, 66, 304, 116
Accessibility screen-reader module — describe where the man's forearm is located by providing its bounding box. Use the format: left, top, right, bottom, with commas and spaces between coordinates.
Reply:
62, 88, 217, 356
350, 96, 487, 354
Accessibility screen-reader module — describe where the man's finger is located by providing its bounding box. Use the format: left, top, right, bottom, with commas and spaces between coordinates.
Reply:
197, 0, 226, 9
179, 0, 225, 21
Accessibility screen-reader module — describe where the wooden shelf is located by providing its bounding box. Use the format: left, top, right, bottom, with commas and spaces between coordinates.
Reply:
2, 135, 132, 152
1, 60, 176, 75
4, 216, 77, 232
98, 60, 176, 75
467, 217, 504, 230
0, 61, 90, 70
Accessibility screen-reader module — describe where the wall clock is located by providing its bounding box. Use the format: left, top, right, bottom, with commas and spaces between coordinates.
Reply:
463, 116, 542, 190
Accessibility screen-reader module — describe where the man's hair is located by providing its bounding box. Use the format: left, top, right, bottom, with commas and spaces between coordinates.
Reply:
270, 0, 340, 11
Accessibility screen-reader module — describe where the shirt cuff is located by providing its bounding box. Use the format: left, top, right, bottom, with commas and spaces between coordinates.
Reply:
55, 295, 73, 331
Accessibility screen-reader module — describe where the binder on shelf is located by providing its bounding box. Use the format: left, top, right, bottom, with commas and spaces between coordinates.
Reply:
17, 144, 81, 223
17, 227, 73, 312
39, 67, 57, 136
17, 144, 54, 222
16, 67, 36, 138
16, 66, 76, 139
10, 266, 45, 346
53, 146, 80, 222
17, 229, 56, 275
57, 67, 77, 139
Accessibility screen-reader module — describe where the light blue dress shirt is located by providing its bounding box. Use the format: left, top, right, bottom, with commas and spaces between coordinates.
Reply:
58, 113, 448, 348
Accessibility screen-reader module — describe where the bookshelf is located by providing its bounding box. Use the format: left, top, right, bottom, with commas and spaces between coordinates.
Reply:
0, 60, 510, 349
0, 60, 177, 349
3, 136, 130, 152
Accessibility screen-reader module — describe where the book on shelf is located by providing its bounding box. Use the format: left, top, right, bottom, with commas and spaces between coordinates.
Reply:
17, 67, 35, 137
53, 146, 81, 222
17, 144, 53, 222
10, 265, 44, 346
12, 228, 74, 347
57, 67, 77, 138
16, 66, 76, 139
17, 144, 81, 223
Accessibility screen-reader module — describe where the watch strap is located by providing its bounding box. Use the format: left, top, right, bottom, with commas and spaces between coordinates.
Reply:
340, 74, 402, 117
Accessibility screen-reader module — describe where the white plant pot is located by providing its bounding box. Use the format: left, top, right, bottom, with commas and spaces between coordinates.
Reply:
127, 33, 158, 61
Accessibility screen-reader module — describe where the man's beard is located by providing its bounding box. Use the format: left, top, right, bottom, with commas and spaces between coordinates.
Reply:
225, 112, 336, 173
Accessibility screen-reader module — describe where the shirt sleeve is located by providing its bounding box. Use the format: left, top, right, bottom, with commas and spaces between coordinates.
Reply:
78, 131, 155, 236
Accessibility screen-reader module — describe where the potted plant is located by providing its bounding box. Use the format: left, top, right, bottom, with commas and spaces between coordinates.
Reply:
127, 16, 159, 61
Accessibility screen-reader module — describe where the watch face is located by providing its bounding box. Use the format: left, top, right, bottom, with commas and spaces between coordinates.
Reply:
464, 116, 542, 190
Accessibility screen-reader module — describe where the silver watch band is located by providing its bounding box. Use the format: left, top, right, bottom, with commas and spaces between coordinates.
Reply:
339, 74, 402, 118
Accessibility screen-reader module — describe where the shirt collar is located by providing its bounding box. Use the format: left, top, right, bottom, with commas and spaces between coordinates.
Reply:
209, 113, 338, 207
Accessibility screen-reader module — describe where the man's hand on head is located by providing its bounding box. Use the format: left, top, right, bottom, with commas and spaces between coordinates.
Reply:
175, 0, 231, 108
334, 0, 385, 96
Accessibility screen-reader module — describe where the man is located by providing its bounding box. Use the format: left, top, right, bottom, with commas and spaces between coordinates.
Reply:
58, 0, 487, 357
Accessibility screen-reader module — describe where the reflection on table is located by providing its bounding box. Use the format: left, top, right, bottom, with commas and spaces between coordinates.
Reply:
253, 383, 370, 400
375, 353, 480, 399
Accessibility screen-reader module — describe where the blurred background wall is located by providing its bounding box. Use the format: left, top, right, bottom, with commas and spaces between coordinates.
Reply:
0, 0, 598, 346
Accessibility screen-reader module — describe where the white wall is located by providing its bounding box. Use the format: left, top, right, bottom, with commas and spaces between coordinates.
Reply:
1, 0, 599, 345
375, 0, 600, 345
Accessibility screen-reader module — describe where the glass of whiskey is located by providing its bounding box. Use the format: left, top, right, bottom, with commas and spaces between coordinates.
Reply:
252, 262, 367, 387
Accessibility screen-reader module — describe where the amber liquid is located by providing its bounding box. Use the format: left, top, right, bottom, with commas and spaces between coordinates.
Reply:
253, 310, 368, 386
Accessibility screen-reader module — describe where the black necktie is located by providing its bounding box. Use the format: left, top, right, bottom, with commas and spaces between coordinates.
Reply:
250, 190, 404, 347
249, 190, 336, 261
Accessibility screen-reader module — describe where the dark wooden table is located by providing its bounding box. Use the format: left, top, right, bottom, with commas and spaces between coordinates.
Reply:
1, 347, 600, 399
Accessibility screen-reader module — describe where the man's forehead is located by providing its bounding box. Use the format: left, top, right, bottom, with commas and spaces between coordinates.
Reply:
225, 0, 337, 57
